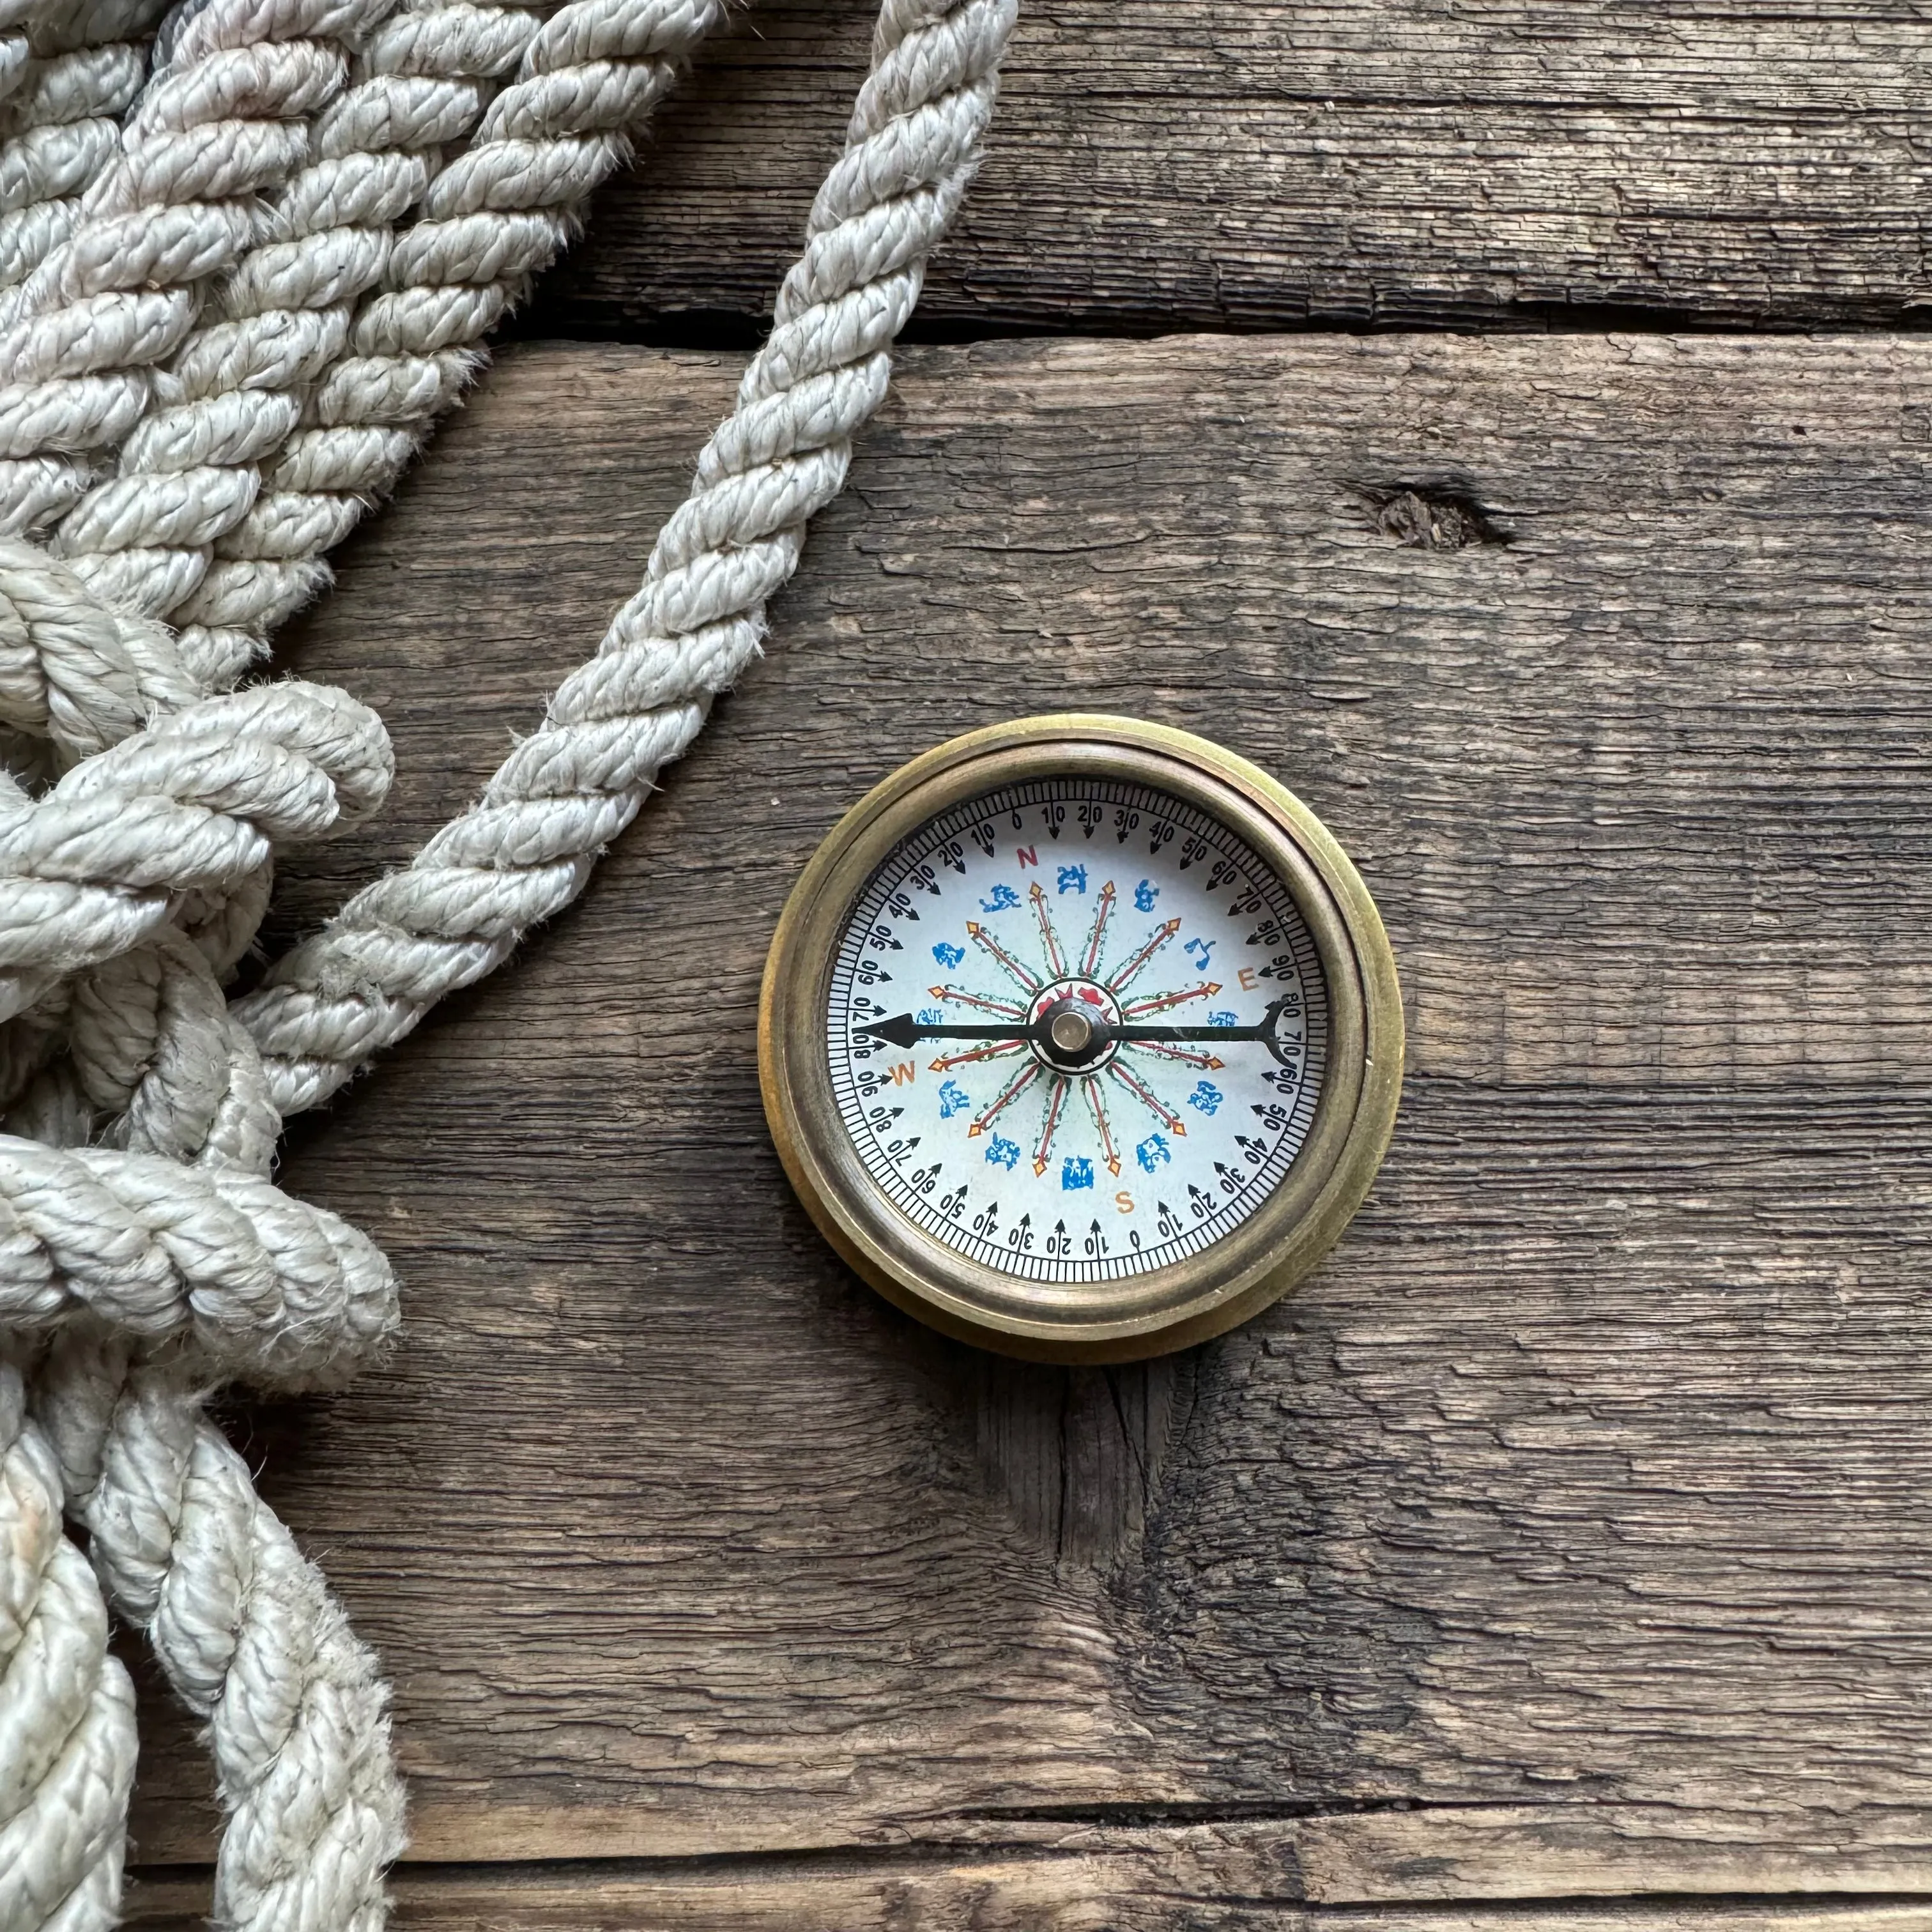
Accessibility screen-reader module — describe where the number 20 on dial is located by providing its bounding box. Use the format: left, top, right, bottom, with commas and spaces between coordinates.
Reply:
759, 715, 1403, 1361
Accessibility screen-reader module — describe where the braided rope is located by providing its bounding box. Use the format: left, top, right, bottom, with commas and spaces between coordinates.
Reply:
0, 0, 1018, 1924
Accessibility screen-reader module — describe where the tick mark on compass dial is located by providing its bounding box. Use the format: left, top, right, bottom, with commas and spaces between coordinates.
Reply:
827, 776, 1331, 1287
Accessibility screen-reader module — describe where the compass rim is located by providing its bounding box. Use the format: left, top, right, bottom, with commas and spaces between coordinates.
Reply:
758, 713, 1403, 1363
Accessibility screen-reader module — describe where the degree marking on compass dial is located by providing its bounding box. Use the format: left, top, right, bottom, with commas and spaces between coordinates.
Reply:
827, 776, 1330, 1286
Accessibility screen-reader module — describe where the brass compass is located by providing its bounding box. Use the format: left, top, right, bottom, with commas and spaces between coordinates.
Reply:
759, 715, 1402, 1361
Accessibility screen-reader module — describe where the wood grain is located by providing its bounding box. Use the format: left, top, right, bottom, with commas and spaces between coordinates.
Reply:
523, 0, 1932, 339
128, 335, 1932, 1912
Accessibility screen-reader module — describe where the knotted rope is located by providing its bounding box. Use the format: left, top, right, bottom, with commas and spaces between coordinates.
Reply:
0, 0, 1018, 1926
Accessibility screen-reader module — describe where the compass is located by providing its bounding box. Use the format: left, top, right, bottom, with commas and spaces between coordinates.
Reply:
758, 715, 1403, 1361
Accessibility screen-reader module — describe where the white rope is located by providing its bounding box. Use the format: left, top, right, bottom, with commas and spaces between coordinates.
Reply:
0, 617, 410, 1932
0, 0, 401, 536
0, 0, 1018, 1923
38, 0, 730, 691
243, 0, 1017, 1113
2, 5, 433, 1922
0, 1354, 135, 1932
0, 1, 171, 297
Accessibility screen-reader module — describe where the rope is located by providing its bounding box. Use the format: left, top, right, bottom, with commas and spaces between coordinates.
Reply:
0, 0, 1018, 1922
0, 615, 410, 1932
242, 0, 1018, 1114
38, 0, 730, 691
0, 1, 170, 296
0, 1353, 135, 1932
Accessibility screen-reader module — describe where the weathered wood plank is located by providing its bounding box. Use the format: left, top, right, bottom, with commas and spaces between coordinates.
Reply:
130, 335, 1932, 1904
525, 0, 1932, 337
121, 1861, 1932, 1932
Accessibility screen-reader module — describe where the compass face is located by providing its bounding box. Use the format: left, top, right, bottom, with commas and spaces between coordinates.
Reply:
826, 778, 1330, 1285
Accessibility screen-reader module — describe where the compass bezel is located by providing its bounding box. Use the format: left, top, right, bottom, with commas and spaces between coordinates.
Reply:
758, 714, 1403, 1362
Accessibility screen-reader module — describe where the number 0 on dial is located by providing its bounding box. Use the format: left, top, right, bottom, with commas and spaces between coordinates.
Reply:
759, 715, 1402, 1361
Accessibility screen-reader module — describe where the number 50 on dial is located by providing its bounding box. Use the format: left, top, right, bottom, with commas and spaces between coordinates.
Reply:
759, 715, 1403, 1361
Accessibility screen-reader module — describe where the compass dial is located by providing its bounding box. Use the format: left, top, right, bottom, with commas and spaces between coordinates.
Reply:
760, 715, 1402, 1362
827, 778, 1328, 1285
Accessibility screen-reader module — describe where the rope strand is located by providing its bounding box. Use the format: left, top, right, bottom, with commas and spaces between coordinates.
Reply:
45, 0, 728, 690
242, 0, 1018, 1115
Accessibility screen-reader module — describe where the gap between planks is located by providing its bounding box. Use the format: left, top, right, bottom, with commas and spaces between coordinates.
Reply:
120, 1852, 1932, 1932
526, 0, 1932, 339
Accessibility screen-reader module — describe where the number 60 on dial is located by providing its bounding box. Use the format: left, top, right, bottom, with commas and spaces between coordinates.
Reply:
759, 714, 1403, 1361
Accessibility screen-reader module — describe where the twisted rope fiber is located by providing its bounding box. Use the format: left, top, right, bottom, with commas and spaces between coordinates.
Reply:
0, 4, 726, 1917
0, 0, 407, 539
42, 0, 731, 691
0, 1353, 134, 1932
0, 0, 1016, 1923
0, 0, 417, 1890
241, 0, 1019, 1114
0, 2, 173, 298
0, 12, 431, 1905
0, 594, 409, 1932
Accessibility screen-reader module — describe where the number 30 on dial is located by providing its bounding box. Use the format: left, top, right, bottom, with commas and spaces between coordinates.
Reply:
759, 715, 1403, 1361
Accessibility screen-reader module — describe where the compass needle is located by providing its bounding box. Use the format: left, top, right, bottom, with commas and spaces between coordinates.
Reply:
765, 717, 1400, 1359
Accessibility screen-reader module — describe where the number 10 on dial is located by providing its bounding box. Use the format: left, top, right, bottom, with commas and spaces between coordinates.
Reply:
759, 715, 1403, 1361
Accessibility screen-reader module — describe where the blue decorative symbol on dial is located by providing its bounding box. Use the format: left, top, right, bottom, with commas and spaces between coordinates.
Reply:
1187, 1080, 1223, 1116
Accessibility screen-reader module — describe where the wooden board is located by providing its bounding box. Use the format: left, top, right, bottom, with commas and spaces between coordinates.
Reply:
523, 0, 1932, 339
123, 1867, 1932, 1932
129, 334, 1932, 1916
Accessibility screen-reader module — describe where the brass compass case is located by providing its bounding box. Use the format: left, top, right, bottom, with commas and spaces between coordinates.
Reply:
758, 715, 1404, 1362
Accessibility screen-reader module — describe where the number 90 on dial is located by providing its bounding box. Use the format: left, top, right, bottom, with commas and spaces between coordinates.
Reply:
758, 715, 1403, 1361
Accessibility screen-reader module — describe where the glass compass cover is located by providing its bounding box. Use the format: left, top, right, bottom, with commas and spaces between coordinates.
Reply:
827, 777, 1330, 1284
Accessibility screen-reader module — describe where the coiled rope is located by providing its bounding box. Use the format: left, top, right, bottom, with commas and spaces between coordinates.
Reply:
0, 0, 1017, 1925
